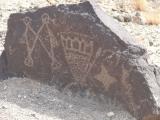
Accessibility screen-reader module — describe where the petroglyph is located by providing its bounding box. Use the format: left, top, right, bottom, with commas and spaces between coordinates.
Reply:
95, 64, 117, 91
22, 13, 61, 70
8, 46, 16, 55
60, 32, 102, 87
121, 64, 138, 115
4, 2, 160, 119
60, 32, 93, 83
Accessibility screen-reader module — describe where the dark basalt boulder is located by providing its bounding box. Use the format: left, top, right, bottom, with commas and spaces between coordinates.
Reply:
0, 1, 160, 119
0, 51, 7, 79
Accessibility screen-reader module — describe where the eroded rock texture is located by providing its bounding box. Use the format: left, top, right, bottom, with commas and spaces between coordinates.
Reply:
0, 1, 160, 119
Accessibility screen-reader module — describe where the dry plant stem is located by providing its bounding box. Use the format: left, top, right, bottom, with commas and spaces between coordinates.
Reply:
142, 114, 160, 120
134, 0, 148, 11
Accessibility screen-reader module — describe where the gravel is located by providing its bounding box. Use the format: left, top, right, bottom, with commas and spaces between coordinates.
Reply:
0, 78, 135, 120
94, 0, 160, 66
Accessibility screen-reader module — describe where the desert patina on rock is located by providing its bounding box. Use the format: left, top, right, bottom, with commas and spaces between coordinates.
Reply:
0, 1, 160, 119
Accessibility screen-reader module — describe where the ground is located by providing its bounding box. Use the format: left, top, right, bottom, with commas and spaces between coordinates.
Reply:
0, 78, 135, 120
0, 0, 160, 120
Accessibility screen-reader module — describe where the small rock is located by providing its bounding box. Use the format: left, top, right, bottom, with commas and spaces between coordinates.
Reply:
111, 8, 117, 11
31, 113, 36, 117
124, 15, 132, 22
114, 15, 124, 22
1, 106, 7, 109
51, 98, 56, 102
132, 12, 146, 25
69, 105, 73, 108
3, 85, 7, 90
107, 112, 115, 117
18, 94, 21, 98
149, 41, 153, 46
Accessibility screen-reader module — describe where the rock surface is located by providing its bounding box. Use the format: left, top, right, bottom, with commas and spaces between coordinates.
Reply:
1, 1, 160, 119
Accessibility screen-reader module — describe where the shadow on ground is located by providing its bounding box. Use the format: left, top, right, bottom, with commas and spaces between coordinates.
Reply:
0, 78, 136, 120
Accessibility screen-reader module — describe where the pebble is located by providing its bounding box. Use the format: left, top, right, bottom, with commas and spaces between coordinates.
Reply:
1, 106, 7, 109
68, 105, 73, 108
96, 0, 160, 67
3, 85, 7, 90
18, 95, 21, 98
31, 113, 35, 117
107, 111, 115, 117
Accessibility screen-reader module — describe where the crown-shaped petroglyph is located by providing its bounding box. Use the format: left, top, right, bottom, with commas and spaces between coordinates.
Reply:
60, 32, 94, 57
60, 32, 104, 89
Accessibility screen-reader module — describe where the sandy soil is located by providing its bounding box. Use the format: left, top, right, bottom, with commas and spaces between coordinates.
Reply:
0, 78, 135, 120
